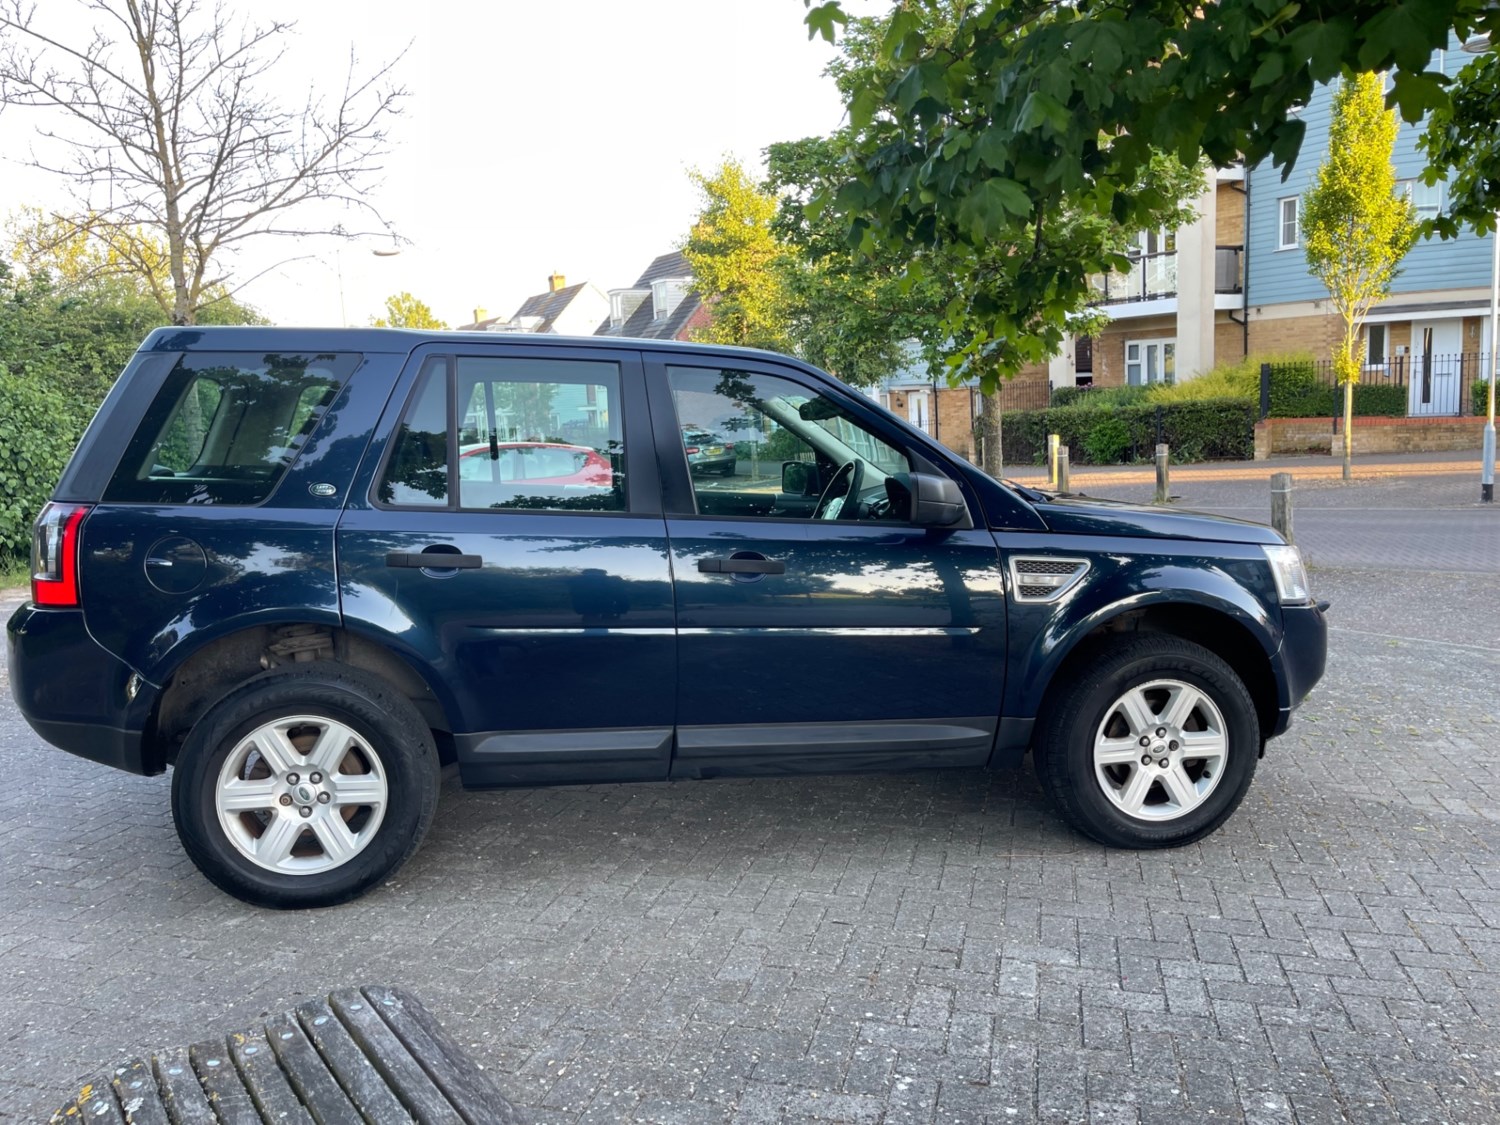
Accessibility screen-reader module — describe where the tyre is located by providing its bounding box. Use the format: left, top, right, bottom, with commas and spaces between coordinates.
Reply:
171, 663, 440, 908
1035, 635, 1260, 849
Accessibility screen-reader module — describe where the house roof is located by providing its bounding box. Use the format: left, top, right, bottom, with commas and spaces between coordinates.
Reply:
458, 282, 593, 333
595, 250, 705, 340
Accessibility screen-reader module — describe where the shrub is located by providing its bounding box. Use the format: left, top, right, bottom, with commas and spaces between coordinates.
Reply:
1475, 379, 1494, 419
1145, 357, 1257, 404
1001, 398, 1256, 465
1083, 416, 1132, 464
0, 373, 84, 563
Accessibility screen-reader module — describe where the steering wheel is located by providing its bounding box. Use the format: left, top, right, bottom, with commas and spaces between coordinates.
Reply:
813, 459, 864, 521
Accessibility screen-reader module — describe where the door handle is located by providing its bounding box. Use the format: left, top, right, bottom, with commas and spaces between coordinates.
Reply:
386, 551, 482, 570
698, 557, 785, 575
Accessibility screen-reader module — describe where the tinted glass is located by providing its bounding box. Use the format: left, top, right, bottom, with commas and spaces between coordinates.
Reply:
376, 356, 626, 512
454, 357, 623, 511
378, 359, 451, 506
106, 352, 356, 505
666, 366, 909, 519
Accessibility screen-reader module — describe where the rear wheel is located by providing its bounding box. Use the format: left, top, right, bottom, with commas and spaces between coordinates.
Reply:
171, 663, 440, 908
1036, 636, 1260, 848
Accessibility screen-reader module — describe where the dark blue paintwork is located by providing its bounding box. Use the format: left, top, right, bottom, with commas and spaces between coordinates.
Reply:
8, 327, 1328, 792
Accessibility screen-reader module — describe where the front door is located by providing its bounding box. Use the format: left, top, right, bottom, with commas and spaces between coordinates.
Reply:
645, 357, 1009, 778
337, 344, 676, 787
1409, 320, 1463, 416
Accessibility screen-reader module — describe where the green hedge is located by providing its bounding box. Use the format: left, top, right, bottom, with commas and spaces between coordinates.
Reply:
0, 374, 85, 562
1476, 379, 1494, 418
1002, 398, 1256, 465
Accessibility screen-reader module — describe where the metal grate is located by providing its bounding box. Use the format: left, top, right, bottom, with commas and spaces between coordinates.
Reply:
1009, 556, 1090, 603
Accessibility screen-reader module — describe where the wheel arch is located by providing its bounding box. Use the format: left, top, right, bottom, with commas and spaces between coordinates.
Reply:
1030, 596, 1281, 743
149, 620, 458, 768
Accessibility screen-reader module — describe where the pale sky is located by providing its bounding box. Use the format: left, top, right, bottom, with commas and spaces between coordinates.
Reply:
0, 1, 877, 327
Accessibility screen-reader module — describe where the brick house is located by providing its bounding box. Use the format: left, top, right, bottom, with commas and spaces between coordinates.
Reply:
1076, 36, 1494, 420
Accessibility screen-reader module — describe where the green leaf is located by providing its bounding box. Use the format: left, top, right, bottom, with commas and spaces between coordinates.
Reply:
804, 1, 847, 44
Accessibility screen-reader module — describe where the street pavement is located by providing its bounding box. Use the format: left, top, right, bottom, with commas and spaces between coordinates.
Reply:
0, 457, 1496, 1123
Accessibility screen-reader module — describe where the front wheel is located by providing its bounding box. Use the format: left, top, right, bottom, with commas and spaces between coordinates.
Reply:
171, 663, 440, 908
1036, 636, 1260, 849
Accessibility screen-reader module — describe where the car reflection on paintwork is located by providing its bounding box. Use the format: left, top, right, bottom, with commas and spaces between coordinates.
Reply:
682, 428, 736, 476
458, 441, 613, 489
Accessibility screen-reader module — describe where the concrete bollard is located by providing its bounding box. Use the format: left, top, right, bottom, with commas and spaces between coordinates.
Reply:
1056, 447, 1071, 494
1271, 472, 1294, 543
1154, 443, 1170, 505
1048, 433, 1061, 487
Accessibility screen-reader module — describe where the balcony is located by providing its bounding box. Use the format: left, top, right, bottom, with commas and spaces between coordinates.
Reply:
1089, 246, 1244, 308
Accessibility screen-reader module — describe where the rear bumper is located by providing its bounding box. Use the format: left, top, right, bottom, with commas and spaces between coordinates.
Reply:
1270, 601, 1329, 737
6, 603, 162, 775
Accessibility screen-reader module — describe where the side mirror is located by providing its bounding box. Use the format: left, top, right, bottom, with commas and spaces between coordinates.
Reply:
905, 472, 972, 529
781, 460, 821, 496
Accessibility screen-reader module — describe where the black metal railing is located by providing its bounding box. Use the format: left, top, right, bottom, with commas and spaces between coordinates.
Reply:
1087, 245, 1245, 305
1089, 250, 1178, 304
1260, 353, 1492, 418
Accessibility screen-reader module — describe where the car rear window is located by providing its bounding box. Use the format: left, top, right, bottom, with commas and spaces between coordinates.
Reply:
105, 352, 359, 505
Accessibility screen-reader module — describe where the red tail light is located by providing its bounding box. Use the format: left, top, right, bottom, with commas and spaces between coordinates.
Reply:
685, 447, 700, 455
31, 503, 90, 607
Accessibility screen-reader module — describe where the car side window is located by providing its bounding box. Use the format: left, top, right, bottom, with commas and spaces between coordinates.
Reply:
376, 355, 626, 512
665, 365, 910, 521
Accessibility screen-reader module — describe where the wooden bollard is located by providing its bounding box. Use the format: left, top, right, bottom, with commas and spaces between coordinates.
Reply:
1048, 433, 1061, 487
1154, 443, 1170, 504
1271, 472, 1294, 543
1056, 446, 1071, 493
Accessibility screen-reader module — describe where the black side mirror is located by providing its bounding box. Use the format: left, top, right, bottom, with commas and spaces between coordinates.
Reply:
905, 472, 972, 529
782, 460, 821, 496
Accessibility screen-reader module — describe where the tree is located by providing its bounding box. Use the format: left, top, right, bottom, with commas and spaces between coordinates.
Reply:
801, 1, 1498, 383
5, 206, 261, 325
0, 0, 406, 325
1420, 47, 1500, 239
683, 158, 791, 351
773, 9, 1198, 475
371, 292, 447, 329
1302, 74, 1419, 481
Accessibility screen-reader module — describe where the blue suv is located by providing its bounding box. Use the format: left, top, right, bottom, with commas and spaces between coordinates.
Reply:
8, 328, 1326, 908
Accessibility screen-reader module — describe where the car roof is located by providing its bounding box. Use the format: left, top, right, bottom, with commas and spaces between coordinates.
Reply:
136, 325, 812, 367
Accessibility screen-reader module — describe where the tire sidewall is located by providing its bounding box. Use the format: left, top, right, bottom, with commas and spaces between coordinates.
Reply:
1048, 641, 1260, 847
171, 667, 437, 908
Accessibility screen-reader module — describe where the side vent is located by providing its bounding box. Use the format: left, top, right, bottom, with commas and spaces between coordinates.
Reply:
1009, 556, 1090, 603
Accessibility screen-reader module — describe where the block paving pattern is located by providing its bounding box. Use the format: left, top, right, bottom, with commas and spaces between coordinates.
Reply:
1, 480, 1497, 1123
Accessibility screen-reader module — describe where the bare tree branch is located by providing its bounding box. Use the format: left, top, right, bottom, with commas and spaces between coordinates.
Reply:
0, 0, 407, 323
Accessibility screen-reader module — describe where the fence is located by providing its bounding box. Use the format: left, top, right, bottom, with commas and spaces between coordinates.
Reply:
1260, 353, 1491, 419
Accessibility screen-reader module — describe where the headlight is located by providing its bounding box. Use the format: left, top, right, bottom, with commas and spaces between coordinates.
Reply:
1263, 544, 1311, 604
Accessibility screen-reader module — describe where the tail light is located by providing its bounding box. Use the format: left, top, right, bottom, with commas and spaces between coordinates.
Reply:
32, 503, 90, 607
685, 447, 700, 455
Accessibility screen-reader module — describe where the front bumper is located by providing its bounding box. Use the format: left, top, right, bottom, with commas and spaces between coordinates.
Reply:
1270, 600, 1329, 736
7, 603, 162, 775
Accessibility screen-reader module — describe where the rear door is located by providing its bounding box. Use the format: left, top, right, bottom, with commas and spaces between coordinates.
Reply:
645, 355, 1009, 778
337, 343, 676, 787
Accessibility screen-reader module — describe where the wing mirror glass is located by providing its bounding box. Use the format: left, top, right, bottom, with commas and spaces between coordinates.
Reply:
782, 460, 821, 496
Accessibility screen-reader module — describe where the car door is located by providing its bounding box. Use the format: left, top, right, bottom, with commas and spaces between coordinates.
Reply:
337, 342, 676, 787
644, 354, 1009, 778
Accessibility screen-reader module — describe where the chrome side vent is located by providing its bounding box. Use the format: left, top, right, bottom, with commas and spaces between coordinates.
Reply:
1009, 556, 1090, 603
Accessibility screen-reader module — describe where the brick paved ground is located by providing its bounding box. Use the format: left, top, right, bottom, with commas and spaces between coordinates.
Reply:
1, 464, 1496, 1123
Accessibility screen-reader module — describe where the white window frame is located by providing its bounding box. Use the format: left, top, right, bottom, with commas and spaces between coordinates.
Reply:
1364, 323, 1388, 373
1125, 338, 1176, 386
1277, 197, 1300, 251
1399, 178, 1443, 223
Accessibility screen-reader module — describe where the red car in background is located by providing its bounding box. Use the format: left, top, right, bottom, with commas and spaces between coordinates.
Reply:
458, 441, 613, 489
